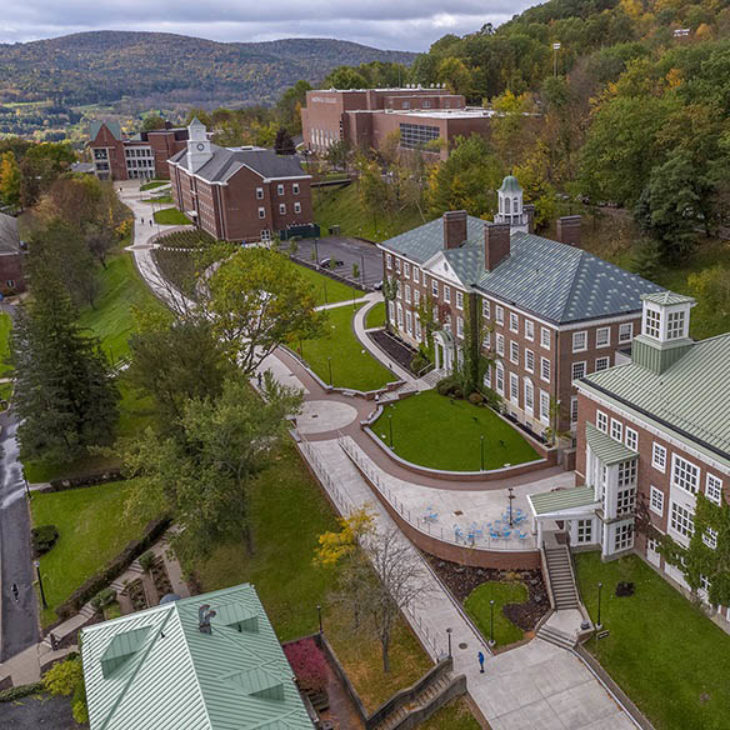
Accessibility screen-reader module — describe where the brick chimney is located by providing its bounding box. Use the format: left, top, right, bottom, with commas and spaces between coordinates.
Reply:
523, 204, 536, 234
484, 222, 511, 271
443, 210, 467, 249
556, 215, 582, 247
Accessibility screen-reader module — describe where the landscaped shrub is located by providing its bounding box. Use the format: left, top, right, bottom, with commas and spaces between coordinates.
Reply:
156, 229, 216, 249
481, 387, 503, 411
139, 550, 155, 572
283, 637, 328, 693
43, 656, 88, 724
410, 353, 429, 374
90, 587, 116, 610
32, 525, 59, 556
468, 391, 484, 405
436, 374, 463, 398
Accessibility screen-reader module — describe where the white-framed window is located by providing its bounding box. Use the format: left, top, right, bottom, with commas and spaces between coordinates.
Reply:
395, 258, 401, 273
279, 203, 286, 214
524, 378, 534, 413
510, 373, 519, 403
292, 182, 300, 195
596, 327, 610, 347
482, 299, 490, 318
572, 361, 586, 380
414, 289, 420, 306
496, 363, 505, 394
571, 396, 578, 424
396, 280, 402, 300
525, 349, 535, 373
406, 310, 413, 335
667, 310, 686, 340
700, 574, 711, 592
703, 528, 718, 550
443, 286, 451, 304
432, 305, 439, 324
403, 262, 411, 278
482, 331, 491, 349
386, 253, 392, 270
396, 303, 403, 328
644, 307, 661, 338
256, 187, 264, 200
540, 327, 551, 349
614, 522, 634, 552
577, 519, 593, 544
595, 356, 610, 372
706, 474, 723, 505
510, 341, 519, 365
670, 501, 694, 538
649, 486, 664, 516
414, 315, 422, 341
496, 334, 505, 357
456, 291, 464, 310
431, 279, 439, 297
495, 306, 504, 325
619, 322, 634, 343
540, 390, 550, 424
277, 183, 284, 196
294, 201, 302, 214
672, 455, 700, 495
625, 427, 638, 451
457, 316, 464, 338
572, 331, 587, 352
413, 268, 420, 283
617, 459, 636, 488
611, 418, 623, 442
541, 357, 551, 382
525, 320, 534, 341
483, 366, 491, 388
652, 443, 667, 472
596, 411, 608, 433
509, 312, 519, 333
647, 536, 659, 554
258, 207, 266, 219
617, 488, 636, 515
405, 284, 411, 304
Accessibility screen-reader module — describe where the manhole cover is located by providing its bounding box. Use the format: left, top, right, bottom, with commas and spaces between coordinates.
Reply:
458, 642, 468, 650
454, 510, 463, 516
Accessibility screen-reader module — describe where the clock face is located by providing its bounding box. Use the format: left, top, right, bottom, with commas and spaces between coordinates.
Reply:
196, 143, 205, 151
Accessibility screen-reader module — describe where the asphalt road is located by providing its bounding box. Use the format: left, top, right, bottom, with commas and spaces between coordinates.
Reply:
291, 236, 383, 289
0, 693, 77, 729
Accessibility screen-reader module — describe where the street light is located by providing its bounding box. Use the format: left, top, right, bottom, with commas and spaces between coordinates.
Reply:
446, 627, 452, 658
317, 604, 323, 634
34, 560, 48, 609
327, 357, 333, 385
480, 435, 485, 471
508, 487, 515, 527
388, 414, 394, 448
489, 599, 496, 647
596, 582, 603, 630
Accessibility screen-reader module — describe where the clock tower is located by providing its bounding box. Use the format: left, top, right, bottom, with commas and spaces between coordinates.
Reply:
186, 117, 212, 172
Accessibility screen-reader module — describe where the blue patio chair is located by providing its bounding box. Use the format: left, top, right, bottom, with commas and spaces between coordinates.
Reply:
489, 529, 501, 540
502, 529, 512, 539
519, 531, 529, 540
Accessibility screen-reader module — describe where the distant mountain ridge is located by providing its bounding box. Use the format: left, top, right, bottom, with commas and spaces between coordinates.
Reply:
0, 31, 416, 107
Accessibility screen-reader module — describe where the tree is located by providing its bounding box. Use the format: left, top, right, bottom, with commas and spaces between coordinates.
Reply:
0, 150, 21, 208
437, 57, 473, 96
122, 374, 302, 556
276, 80, 312, 134
356, 155, 390, 231
326, 140, 352, 171
204, 248, 324, 375
323, 66, 368, 90
141, 114, 167, 131
274, 127, 296, 155
44, 657, 87, 724
11, 268, 119, 464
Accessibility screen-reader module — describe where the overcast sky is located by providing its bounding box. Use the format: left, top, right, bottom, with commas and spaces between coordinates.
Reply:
0, 1, 537, 52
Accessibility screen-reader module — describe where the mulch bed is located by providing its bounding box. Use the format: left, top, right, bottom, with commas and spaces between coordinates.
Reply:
369, 330, 417, 372
425, 554, 550, 632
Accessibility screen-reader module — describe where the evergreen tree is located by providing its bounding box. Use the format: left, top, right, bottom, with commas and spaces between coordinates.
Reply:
11, 268, 119, 464
273, 127, 296, 155
0, 150, 21, 209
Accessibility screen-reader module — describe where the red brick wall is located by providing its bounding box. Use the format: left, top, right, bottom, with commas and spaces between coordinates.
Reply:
147, 131, 187, 179
90, 125, 127, 180
0, 253, 25, 294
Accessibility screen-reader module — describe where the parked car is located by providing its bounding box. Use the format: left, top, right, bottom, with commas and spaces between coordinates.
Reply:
373, 280, 383, 290
319, 257, 344, 269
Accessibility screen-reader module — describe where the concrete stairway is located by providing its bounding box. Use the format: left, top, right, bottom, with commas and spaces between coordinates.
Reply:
372, 674, 453, 730
544, 544, 580, 610
537, 623, 576, 649
419, 368, 445, 390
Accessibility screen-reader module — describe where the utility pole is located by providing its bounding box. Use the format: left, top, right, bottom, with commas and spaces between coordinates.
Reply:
552, 42, 561, 77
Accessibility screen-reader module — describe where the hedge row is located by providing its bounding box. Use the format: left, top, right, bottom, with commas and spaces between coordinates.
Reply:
156, 229, 216, 249
55, 517, 172, 620
0, 682, 43, 702
43, 470, 126, 492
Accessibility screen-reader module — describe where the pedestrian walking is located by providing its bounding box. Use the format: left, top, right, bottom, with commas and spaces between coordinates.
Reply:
478, 650, 485, 674
257, 372, 262, 389
149, 220, 153, 227
141, 217, 144, 224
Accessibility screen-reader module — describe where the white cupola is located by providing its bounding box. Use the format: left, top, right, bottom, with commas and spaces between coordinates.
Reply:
186, 117, 213, 172
494, 175, 529, 233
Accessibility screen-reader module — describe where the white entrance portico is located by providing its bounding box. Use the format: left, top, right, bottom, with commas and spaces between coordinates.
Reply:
433, 328, 456, 373
527, 486, 601, 548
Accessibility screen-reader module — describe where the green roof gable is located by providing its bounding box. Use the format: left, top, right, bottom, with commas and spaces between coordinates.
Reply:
585, 423, 637, 465
528, 486, 598, 516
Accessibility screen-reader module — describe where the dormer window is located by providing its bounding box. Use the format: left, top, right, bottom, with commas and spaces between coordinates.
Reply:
666, 311, 686, 340
643, 307, 661, 339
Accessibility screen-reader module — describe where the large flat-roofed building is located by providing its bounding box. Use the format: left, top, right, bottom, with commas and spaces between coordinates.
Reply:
88, 121, 188, 181
168, 119, 314, 243
301, 86, 495, 160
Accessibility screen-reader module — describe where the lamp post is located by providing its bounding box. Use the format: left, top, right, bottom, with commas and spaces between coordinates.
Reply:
552, 42, 561, 77
446, 627, 452, 658
388, 414, 394, 448
327, 357, 333, 385
596, 582, 603, 630
480, 435, 485, 471
488, 599, 496, 647
317, 604, 323, 634
323, 279, 328, 305
34, 560, 47, 609
508, 486, 515, 527
314, 238, 319, 263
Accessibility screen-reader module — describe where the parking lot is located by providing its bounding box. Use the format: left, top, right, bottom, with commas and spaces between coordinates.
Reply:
291, 236, 383, 289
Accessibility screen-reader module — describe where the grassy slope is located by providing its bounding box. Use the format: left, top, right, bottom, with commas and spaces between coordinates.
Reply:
299, 304, 393, 391
373, 391, 539, 471
0, 313, 12, 376
464, 581, 528, 647
365, 301, 386, 329
421, 698, 481, 729
139, 180, 167, 191
575, 552, 730, 730
31, 480, 157, 626
291, 261, 361, 307
313, 183, 426, 243
187, 441, 431, 711
153, 207, 190, 225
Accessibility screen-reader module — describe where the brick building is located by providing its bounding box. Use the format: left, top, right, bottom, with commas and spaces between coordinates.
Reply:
0, 212, 26, 295
524, 293, 729, 623
378, 176, 663, 437
301, 86, 495, 160
168, 119, 313, 243
88, 121, 188, 181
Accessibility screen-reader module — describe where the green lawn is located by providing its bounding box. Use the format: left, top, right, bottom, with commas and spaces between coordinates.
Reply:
139, 180, 167, 191
313, 183, 427, 243
464, 581, 528, 647
187, 441, 431, 711
299, 304, 394, 392
0, 312, 12, 376
422, 698, 481, 729
365, 301, 386, 329
290, 261, 361, 307
373, 391, 539, 470
30, 480, 158, 625
153, 207, 190, 225
143, 194, 173, 204
575, 551, 730, 730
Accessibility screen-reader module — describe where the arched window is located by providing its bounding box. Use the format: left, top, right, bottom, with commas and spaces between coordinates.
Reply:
513, 196, 520, 213
505, 197, 511, 214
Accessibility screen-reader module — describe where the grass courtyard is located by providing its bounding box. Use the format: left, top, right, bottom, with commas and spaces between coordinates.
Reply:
299, 303, 394, 392
30, 480, 158, 626
0, 312, 13, 376
464, 581, 528, 647
290, 261, 362, 307
365, 301, 386, 329
372, 391, 539, 471
575, 551, 730, 729
139, 180, 167, 191
153, 207, 190, 225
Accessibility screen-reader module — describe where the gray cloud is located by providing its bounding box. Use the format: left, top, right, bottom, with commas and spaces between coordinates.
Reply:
0, 1, 534, 51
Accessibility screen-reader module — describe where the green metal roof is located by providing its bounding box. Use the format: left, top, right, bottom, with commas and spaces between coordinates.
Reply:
585, 423, 637, 465
499, 175, 522, 193
641, 291, 695, 306
529, 486, 598, 516
89, 120, 122, 142
581, 333, 730, 463
81, 584, 313, 730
